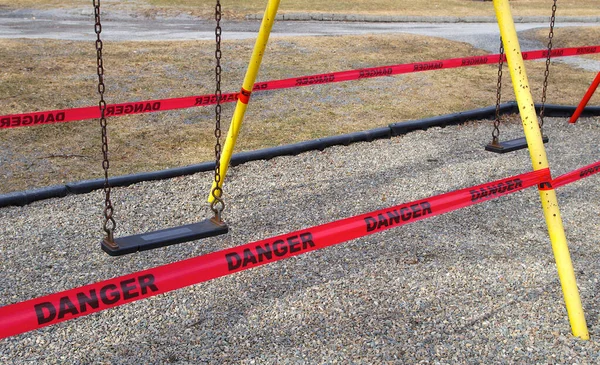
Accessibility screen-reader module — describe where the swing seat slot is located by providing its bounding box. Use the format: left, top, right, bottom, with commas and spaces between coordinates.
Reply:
101, 219, 228, 256
485, 136, 549, 154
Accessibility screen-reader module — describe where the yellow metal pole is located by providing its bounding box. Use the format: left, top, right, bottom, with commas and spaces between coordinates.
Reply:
208, 0, 281, 202
493, 0, 589, 340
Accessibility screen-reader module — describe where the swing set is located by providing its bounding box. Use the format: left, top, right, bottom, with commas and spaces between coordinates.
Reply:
94, 0, 230, 256
95, 0, 564, 255
485, 0, 556, 153
75, 0, 591, 341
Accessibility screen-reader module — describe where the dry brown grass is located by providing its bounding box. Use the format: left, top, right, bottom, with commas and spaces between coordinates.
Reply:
1, 30, 598, 194
2, 0, 600, 19
551, 26, 600, 49
522, 26, 600, 62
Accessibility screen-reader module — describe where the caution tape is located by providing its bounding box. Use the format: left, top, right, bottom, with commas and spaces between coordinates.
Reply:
1, 45, 598, 129
551, 160, 600, 189
0, 94, 240, 129
0, 168, 550, 339
1, 160, 599, 339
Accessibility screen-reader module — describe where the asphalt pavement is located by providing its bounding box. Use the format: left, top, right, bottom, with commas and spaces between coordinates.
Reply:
2, 8, 599, 71
0, 8, 596, 47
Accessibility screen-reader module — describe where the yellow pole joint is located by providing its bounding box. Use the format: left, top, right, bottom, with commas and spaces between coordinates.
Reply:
208, 0, 281, 202
493, 0, 589, 340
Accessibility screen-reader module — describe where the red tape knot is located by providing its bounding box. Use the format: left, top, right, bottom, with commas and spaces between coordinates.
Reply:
538, 181, 554, 191
537, 168, 554, 190
239, 88, 252, 104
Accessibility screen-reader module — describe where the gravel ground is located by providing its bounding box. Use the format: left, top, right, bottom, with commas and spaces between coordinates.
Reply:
0, 115, 599, 364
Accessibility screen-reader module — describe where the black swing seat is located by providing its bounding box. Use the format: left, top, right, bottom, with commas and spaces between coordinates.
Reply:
485, 136, 549, 154
101, 218, 228, 256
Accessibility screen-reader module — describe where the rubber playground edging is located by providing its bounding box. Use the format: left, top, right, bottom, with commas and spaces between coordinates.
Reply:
1, 102, 598, 208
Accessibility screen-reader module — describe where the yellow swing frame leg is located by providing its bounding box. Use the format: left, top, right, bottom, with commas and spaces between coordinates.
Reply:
208, 0, 281, 202
493, 0, 589, 340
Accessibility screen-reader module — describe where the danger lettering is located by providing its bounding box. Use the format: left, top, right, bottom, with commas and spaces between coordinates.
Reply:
34, 274, 159, 325
576, 47, 597, 55
225, 232, 316, 271
1, 112, 65, 128
364, 202, 433, 232
469, 178, 523, 202
542, 49, 564, 58
413, 62, 443, 72
461, 57, 488, 66
195, 93, 238, 105
253, 82, 269, 91
580, 163, 600, 178
105, 102, 161, 116
295, 74, 335, 86
359, 67, 392, 79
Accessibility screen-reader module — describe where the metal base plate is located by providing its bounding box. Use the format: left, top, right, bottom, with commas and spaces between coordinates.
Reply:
101, 219, 228, 256
485, 136, 549, 154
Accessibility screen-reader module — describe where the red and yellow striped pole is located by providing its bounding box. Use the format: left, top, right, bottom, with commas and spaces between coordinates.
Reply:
208, 0, 280, 202
493, 0, 589, 340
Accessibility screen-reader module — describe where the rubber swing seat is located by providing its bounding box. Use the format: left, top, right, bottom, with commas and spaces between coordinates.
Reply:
485, 136, 549, 154
101, 219, 228, 256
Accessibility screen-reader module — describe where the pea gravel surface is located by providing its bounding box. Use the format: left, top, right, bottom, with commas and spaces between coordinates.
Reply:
1, 116, 599, 364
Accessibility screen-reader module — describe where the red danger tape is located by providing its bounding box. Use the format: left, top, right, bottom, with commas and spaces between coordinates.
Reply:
2, 45, 598, 129
238, 88, 252, 104
0, 168, 550, 339
0, 94, 240, 129
550, 160, 600, 189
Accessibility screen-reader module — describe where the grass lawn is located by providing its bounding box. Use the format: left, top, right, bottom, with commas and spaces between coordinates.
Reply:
0, 1, 599, 193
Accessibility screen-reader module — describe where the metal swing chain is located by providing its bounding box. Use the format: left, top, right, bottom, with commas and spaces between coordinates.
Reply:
93, 0, 116, 244
538, 0, 557, 134
491, 38, 504, 146
210, 0, 225, 222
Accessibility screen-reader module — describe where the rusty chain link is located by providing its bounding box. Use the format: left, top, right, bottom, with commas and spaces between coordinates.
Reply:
539, 0, 557, 134
93, 0, 116, 245
210, 0, 225, 222
491, 38, 504, 146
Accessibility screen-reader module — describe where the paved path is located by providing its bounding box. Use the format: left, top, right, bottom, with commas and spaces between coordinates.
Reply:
0, 9, 595, 47
2, 8, 598, 71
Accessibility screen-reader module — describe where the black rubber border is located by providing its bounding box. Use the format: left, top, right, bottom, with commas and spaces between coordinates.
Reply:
1, 102, 598, 208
